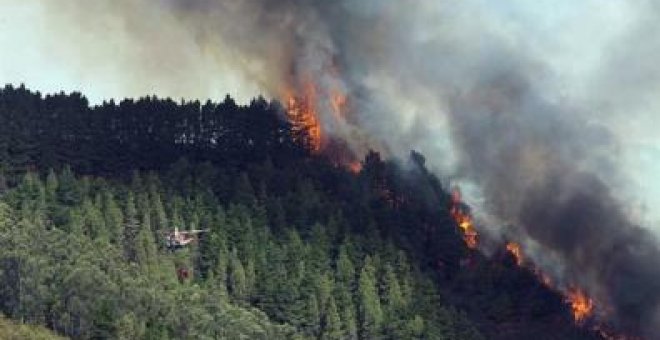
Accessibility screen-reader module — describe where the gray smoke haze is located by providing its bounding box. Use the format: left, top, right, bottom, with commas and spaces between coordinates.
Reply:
3, 0, 660, 336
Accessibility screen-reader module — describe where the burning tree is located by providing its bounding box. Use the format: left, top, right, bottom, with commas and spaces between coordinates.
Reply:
449, 189, 479, 250
285, 86, 322, 152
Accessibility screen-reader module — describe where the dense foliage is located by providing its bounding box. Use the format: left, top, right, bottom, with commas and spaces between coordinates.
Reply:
0, 315, 65, 340
0, 85, 599, 339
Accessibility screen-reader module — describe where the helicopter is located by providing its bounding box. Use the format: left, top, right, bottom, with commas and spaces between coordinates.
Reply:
164, 227, 209, 250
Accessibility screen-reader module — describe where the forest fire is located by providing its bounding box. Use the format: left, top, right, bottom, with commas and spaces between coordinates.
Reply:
449, 188, 606, 333
285, 65, 635, 338
504, 245, 597, 326
506, 242, 523, 265
504, 242, 597, 325
285, 84, 322, 152
506, 241, 596, 325
282, 74, 363, 174
566, 288, 594, 324
282, 77, 347, 153
449, 190, 479, 249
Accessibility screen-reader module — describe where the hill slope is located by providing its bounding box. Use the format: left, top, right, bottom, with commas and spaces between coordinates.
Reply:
0, 85, 601, 339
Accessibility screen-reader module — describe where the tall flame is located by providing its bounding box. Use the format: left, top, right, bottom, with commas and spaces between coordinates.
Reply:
285, 82, 322, 152
282, 68, 363, 174
450, 190, 479, 249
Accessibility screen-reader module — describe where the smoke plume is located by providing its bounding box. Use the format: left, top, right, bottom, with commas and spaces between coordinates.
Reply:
3, 0, 660, 336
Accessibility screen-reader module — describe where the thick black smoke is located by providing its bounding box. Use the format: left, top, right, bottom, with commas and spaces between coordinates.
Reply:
448, 67, 660, 336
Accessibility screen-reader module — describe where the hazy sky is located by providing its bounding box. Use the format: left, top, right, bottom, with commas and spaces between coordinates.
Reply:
1, 0, 659, 226
0, 1, 632, 103
0, 1, 262, 103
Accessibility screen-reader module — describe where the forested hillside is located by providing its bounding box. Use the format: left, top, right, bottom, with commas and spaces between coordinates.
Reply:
0, 85, 599, 339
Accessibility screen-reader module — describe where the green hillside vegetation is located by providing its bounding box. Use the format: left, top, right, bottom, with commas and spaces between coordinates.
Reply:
0, 85, 599, 339
0, 163, 484, 339
0, 315, 66, 340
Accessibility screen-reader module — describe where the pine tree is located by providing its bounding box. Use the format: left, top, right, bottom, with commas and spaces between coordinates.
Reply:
122, 192, 140, 262
302, 293, 320, 337
102, 191, 123, 243
228, 248, 247, 301
67, 208, 84, 236
56, 166, 81, 206
358, 256, 383, 339
136, 192, 151, 227
321, 297, 342, 340
81, 198, 105, 239
337, 243, 356, 288
383, 263, 405, 315
245, 258, 256, 300
317, 273, 334, 318
45, 169, 58, 202
341, 302, 358, 340
336, 242, 356, 314
135, 212, 158, 273
381, 263, 412, 339
149, 185, 168, 232
309, 223, 330, 272
213, 237, 229, 297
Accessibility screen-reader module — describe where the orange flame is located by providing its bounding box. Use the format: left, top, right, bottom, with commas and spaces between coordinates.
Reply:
283, 73, 363, 175
283, 76, 349, 155
285, 83, 322, 152
506, 242, 523, 266
502, 241, 595, 324
347, 160, 362, 173
504, 242, 597, 325
446, 192, 630, 335
450, 190, 478, 249
566, 288, 594, 323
